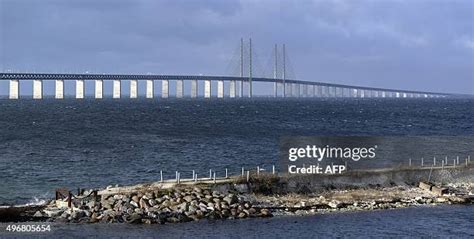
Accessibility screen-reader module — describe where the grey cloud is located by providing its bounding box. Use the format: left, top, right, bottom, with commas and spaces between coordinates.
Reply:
0, 0, 472, 94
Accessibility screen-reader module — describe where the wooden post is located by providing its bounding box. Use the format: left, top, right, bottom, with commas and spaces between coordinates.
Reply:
433, 157, 436, 166
257, 166, 260, 176
176, 171, 178, 182
192, 170, 195, 180
68, 191, 72, 208
213, 172, 216, 183
409, 158, 412, 167
209, 169, 212, 179
246, 171, 250, 182
160, 170, 163, 182
421, 157, 424, 167
195, 174, 198, 182
225, 168, 228, 178
456, 156, 459, 165
442, 160, 444, 170
453, 159, 456, 169
241, 167, 244, 176
272, 165, 275, 174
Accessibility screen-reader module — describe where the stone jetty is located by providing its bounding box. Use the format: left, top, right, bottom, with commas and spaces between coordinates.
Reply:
2, 165, 473, 224
34, 186, 272, 224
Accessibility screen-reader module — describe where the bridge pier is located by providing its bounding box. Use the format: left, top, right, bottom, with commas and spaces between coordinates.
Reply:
162, 80, 169, 98
9, 80, 19, 99
176, 80, 184, 98
308, 85, 314, 97
229, 81, 236, 98
54, 80, 64, 99
273, 82, 277, 97
239, 81, 244, 97
95, 80, 103, 99
130, 80, 138, 98
315, 85, 322, 97
190, 80, 198, 98
329, 87, 335, 98
217, 80, 224, 98
55, 80, 64, 99
76, 80, 85, 99
33, 80, 42, 99
113, 80, 121, 99
204, 80, 211, 98
146, 80, 154, 98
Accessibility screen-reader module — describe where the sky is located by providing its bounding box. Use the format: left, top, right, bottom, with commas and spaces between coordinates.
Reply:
0, 0, 473, 95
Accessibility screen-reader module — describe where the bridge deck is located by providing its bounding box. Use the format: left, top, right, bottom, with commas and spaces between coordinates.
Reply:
0, 73, 453, 96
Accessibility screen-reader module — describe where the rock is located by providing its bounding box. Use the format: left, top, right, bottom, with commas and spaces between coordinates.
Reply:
139, 198, 149, 209
234, 184, 250, 193
71, 210, 86, 220
132, 195, 140, 203
223, 194, 238, 205
33, 211, 44, 217
260, 208, 272, 217
238, 212, 247, 218
90, 213, 99, 223
248, 208, 257, 215
43, 208, 64, 218
183, 195, 194, 203
130, 201, 139, 208
142, 219, 153, 224
101, 200, 113, 210
196, 210, 204, 218
86, 200, 97, 209
436, 197, 448, 203
125, 213, 142, 224
193, 187, 202, 193
328, 200, 341, 209
148, 199, 157, 207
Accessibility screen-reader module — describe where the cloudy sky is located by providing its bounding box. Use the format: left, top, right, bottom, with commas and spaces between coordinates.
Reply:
0, 0, 473, 94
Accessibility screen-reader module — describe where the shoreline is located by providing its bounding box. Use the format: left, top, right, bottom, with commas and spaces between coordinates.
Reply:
1, 166, 473, 224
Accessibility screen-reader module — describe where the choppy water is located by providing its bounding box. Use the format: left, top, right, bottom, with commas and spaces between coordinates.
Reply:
1, 205, 473, 238
0, 98, 472, 205
0, 98, 473, 237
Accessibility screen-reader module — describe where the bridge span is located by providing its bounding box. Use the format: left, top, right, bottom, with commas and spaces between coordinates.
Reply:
0, 72, 450, 99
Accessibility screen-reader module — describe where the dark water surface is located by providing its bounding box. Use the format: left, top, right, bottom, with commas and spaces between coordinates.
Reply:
1, 205, 473, 238
0, 98, 472, 205
0, 98, 473, 238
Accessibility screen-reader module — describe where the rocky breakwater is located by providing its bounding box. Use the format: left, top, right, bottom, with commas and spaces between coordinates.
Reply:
36, 187, 272, 224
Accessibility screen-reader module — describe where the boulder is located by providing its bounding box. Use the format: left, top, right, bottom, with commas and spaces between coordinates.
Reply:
223, 194, 238, 205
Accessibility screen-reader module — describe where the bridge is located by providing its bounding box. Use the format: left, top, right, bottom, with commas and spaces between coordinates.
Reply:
0, 39, 456, 99
0, 72, 450, 99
